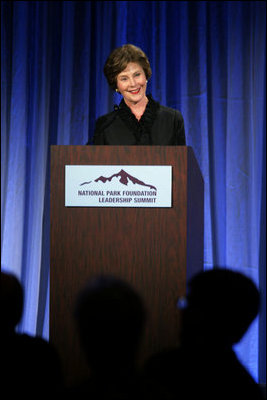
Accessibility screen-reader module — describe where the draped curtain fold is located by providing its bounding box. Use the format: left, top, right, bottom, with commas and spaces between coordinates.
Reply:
1, 0, 266, 382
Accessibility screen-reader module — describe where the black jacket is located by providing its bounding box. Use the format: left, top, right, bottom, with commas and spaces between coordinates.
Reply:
90, 95, 186, 146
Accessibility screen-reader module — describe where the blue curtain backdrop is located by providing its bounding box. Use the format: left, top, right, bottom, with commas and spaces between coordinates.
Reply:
1, 0, 266, 383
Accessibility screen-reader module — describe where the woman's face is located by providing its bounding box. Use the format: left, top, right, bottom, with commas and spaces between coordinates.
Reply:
116, 62, 147, 106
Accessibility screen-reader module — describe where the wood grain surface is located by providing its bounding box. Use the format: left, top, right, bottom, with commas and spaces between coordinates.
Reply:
50, 145, 204, 385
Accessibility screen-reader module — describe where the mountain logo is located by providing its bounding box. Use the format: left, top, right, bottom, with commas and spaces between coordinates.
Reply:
80, 169, 157, 191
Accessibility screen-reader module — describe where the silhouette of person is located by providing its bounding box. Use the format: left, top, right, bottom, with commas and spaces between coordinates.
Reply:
144, 268, 264, 400
71, 275, 174, 399
1, 271, 62, 397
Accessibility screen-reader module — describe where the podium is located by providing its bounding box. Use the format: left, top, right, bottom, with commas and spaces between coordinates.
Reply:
50, 145, 204, 385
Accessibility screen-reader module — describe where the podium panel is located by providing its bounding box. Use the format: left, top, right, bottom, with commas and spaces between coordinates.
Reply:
50, 145, 204, 385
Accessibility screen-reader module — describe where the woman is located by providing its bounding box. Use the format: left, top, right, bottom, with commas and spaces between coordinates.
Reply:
90, 44, 186, 146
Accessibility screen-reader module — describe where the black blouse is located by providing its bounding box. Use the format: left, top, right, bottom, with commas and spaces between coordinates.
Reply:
90, 95, 186, 146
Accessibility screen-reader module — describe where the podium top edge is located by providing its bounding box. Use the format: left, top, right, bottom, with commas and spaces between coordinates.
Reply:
50, 145, 191, 149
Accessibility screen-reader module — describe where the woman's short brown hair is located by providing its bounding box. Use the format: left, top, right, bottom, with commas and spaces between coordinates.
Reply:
104, 44, 152, 90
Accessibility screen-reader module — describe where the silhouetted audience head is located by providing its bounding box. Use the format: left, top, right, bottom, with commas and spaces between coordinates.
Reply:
180, 268, 260, 347
144, 268, 264, 400
1, 270, 63, 395
1, 271, 24, 334
74, 275, 146, 375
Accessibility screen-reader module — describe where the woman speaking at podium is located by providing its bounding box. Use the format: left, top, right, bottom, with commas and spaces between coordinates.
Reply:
91, 44, 186, 146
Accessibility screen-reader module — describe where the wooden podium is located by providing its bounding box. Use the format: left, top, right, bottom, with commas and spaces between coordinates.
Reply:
50, 145, 204, 385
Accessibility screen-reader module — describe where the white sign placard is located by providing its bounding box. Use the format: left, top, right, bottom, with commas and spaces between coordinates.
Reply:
65, 165, 172, 208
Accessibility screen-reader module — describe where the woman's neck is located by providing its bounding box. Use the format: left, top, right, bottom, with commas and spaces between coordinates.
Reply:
124, 96, 148, 121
